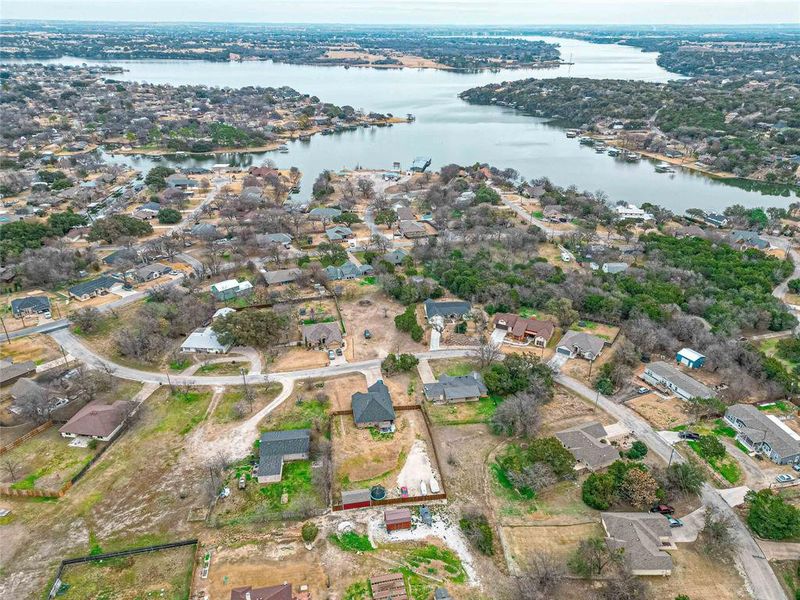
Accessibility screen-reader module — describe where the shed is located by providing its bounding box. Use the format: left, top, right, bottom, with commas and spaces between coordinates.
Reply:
676, 348, 705, 369
341, 488, 372, 510
370, 572, 407, 600
384, 508, 412, 531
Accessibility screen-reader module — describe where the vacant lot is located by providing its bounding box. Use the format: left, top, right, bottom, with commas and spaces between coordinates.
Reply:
270, 346, 329, 372
0, 334, 63, 365
647, 545, 748, 600
0, 426, 97, 493
382, 371, 421, 406
628, 393, 691, 430
333, 409, 437, 498
213, 383, 282, 424
426, 397, 500, 426
429, 359, 476, 379
540, 388, 616, 433
57, 543, 196, 600
323, 373, 368, 412
502, 522, 602, 574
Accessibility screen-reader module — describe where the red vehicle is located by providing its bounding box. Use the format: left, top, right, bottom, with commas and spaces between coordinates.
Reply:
650, 504, 675, 515
400, 486, 409, 498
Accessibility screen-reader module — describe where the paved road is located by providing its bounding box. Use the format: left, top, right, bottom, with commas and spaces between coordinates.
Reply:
557, 374, 787, 600
769, 242, 800, 334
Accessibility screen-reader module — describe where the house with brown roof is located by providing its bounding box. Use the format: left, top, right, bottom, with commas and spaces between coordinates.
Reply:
493, 313, 556, 347
384, 507, 412, 531
370, 572, 408, 600
230, 583, 292, 600
59, 400, 134, 442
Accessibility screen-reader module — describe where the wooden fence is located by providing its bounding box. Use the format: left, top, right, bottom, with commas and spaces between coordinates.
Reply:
0, 421, 53, 455
0, 483, 68, 499
332, 492, 447, 512
329, 404, 420, 418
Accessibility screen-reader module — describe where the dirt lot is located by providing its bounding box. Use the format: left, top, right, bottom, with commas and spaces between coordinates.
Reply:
382, 371, 422, 406
646, 546, 749, 600
270, 346, 329, 372
57, 543, 196, 600
502, 522, 602, 572
628, 393, 692, 430
0, 333, 64, 364
338, 289, 427, 361
540, 388, 616, 433
200, 535, 326, 600
323, 373, 368, 412
333, 409, 438, 498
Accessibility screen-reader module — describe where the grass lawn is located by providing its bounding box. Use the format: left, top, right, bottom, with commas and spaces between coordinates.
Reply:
518, 307, 539, 318
329, 531, 374, 552
149, 388, 213, 436
196, 361, 248, 376
430, 359, 476, 379
261, 397, 329, 432
392, 543, 467, 600
687, 441, 742, 484
426, 396, 502, 425
342, 581, 371, 600
0, 334, 63, 365
214, 383, 282, 424
56, 542, 196, 600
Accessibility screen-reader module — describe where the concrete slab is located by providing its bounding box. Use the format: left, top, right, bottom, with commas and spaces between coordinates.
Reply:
718, 486, 751, 508
658, 430, 682, 445
604, 422, 631, 439
417, 359, 436, 385
672, 506, 705, 543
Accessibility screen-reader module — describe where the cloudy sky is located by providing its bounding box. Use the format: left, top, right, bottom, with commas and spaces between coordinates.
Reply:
2, 0, 798, 24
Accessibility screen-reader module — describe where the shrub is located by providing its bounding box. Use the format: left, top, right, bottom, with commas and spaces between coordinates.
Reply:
301, 521, 319, 543
696, 435, 726, 460
626, 441, 648, 460
157, 207, 182, 224
582, 472, 616, 510
746, 489, 800, 540
381, 352, 419, 375
394, 305, 424, 342
459, 512, 494, 555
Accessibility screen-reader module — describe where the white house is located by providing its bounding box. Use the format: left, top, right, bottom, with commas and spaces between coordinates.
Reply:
615, 203, 654, 221
180, 327, 231, 354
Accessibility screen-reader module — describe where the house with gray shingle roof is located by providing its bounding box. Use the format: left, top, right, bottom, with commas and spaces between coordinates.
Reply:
11, 295, 51, 317
643, 361, 715, 401
555, 421, 619, 471
728, 230, 769, 251
725, 404, 800, 465
383, 249, 408, 266
68, 275, 121, 301
302, 322, 343, 348
556, 331, 606, 361
325, 225, 354, 241
308, 207, 342, 221
325, 261, 373, 281
423, 299, 471, 322
257, 429, 311, 484
263, 268, 302, 286
352, 381, 395, 431
601, 513, 675, 576
423, 372, 487, 404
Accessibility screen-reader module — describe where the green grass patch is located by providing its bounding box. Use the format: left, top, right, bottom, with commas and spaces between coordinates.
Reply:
736, 440, 752, 454
426, 395, 501, 425
257, 461, 313, 511
169, 358, 191, 371
360, 276, 376, 285
329, 531, 374, 552
687, 440, 741, 484
262, 397, 329, 432
369, 427, 395, 441
214, 383, 281, 424
532, 210, 544, 218
712, 419, 737, 438
405, 544, 466, 585
758, 401, 792, 413
342, 581, 371, 600
491, 462, 535, 500
151, 389, 213, 436
196, 361, 248, 375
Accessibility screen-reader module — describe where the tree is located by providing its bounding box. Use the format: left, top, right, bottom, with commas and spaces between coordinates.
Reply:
374, 208, 398, 229
212, 309, 289, 350
301, 521, 319, 543
356, 177, 374, 198
394, 305, 424, 343
582, 472, 616, 510
381, 353, 419, 375
491, 392, 541, 438
701, 508, 735, 561
459, 511, 494, 555
71, 307, 102, 334
482, 353, 553, 398
48, 210, 87, 236
746, 489, 800, 540
696, 435, 726, 460
316, 242, 347, 267
663, 461, 706, 497
2, 457, 23, 481
12, 381, 54, 424
544, 297, 578, 327
626, 440, 648, 460
515, 552, 565, 600
598, 571, 649, 600
157, 207, 182, 224
145, 165, 175, 190
472, 339, 502, 368
203, 452, 229, 500
619, 467, 660, 509
568, 537, 622, 577
88, 214, 153, 243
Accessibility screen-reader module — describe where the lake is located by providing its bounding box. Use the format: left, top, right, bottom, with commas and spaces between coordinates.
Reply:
8, 36, 796, 211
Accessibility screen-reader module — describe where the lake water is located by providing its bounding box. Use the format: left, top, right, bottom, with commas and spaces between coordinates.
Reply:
8, 37, 796, 211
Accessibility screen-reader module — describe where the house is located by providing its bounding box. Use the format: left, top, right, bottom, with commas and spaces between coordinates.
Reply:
0, 360, 36, 386
370, 572, 407, 600
434, 588, 454, 600
325, 261, 373, 281
396, 206, 415, 221
602, 262, 629, 274
556, 331, 606, 361
131, 262, 171, 283
302, 322, 343, 348
190, 222, 220, 239
230, 584, 292, 600
385, 507, 412, 531
492, 313, 555, 347
59, 400, 135, 442
325, 225, 354, 241
423, 372, 487, 404
704, 213, 729, 228
341, 488, 372, 510
256, 429, 311, 483
262, 232, 293, 248
352, 380, 395, 431
724, 404, 800, 465
398, 220, 427, 238
180, 327, 231, 354
213, 307, 236, 320
165, 174, 195, 189
263, 268, 302, 286
64, 226, 91, 242
555, 421, 619, 471
423, 299, 471, 322
211, 279, 253, 301
615, 203, 653, 221
133, 201, 161, 220
382, 248, 408, 266
674, 224, 705, 239
676, 348, 705, 369
601, 513, 674, 576
728, 230, 770, 251
68, 275, 121, 301
103, 248, 140, 266
308, 207, 342, 221
642, 361, 715, 401
410, 156, 432, 172
11, 295, 51, 318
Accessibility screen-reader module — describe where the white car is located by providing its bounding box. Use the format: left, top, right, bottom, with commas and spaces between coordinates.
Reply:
776, 474, 794, 483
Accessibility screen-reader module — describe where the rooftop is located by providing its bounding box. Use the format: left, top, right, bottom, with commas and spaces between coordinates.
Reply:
645, 361, 715, 399
352, 380, 395, 424
726, 404, 800, 459
555, 421, 619, 471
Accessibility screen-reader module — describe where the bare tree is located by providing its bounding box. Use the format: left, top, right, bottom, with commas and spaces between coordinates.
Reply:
701, 508, 735, 561
472, 338, 502, 368
204, 452, 229, 500
13, 381, 55, 424
1, 457, 23, 482
490, 392, 541, 438
515, 552, 566, 600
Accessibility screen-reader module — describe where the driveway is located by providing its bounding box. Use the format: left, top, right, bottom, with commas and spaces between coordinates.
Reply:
489, 328, 507, 347
417, 359, 436, 384
429, 328, 441, 351
671, 506, 705, 543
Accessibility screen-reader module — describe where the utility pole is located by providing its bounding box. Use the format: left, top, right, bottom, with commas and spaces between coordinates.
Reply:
0, 314, 9, 343
166, 370, 174, 393
593, 388, 600, 413
667, 445, 676, 468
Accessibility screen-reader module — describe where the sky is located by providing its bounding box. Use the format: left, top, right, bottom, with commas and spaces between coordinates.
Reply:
2, 0, 798, 25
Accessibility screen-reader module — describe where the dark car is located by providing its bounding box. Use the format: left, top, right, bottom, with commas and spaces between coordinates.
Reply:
678, 431, 701, 441
650, 504, 675, 515
364, 329, 372, 339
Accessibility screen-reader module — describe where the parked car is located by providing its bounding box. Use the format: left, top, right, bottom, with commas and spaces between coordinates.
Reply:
238, 476, 246, 490
335, 348, 343, 356
792, 464, 800, 473
400, 486, 408, 498
636, 387, 649, 394
678, 431, 701, 441
776, 474, 794, 483
327, 350, 335, 360
364, 329, 372, 339
649, 504, 675, 515
665, 516, 683, 528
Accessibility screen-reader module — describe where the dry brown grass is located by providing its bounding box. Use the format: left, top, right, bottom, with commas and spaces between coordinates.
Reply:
0, 334, 63, 364
628, 393, 691, 430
